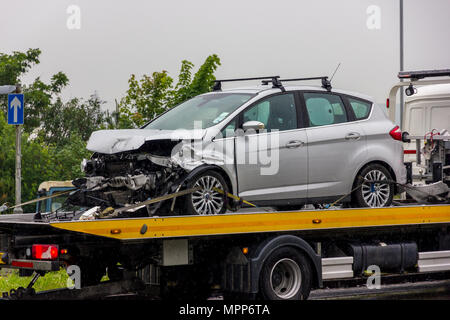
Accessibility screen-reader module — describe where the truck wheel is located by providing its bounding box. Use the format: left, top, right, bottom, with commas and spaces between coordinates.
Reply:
259, 247, 312, 300
352, 164, 394, 208
185, 170, 228, 215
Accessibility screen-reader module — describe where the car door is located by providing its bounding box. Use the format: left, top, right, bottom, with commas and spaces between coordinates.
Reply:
235, 92, 308, 203
300, 91, 367, 200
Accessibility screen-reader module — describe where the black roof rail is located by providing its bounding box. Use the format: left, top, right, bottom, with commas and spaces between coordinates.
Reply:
398, 69, 450, 80
213, 76, 282, 91
274, 76, 332, 92
213, 75, 333, 92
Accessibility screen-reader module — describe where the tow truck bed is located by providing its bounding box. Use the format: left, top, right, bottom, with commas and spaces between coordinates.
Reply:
48, 204, 450, 240
1, 204, 448, 241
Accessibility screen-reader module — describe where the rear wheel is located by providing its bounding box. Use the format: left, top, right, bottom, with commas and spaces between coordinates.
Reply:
352, 164, 394, 207
185, 170, 228, 215
259, 247, 312, 300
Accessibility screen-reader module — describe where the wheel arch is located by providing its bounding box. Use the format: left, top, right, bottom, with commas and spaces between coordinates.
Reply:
181, 164, 234, 195
351, 160, 398, 195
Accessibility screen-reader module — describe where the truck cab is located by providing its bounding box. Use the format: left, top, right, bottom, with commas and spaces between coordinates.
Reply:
402, 84, 450, 180
36, 181, 76, 214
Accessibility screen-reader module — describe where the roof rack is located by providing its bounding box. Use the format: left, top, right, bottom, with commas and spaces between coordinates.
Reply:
398, 69, 450, 80
212, 75, 332, 92
263, 76, 332, 92
212, 76, 282, 91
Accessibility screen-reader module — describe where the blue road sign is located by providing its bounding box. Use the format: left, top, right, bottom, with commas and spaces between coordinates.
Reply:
7, 94, 24, 125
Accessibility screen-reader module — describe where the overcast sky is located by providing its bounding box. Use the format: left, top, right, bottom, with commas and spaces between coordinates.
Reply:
1, 0, 449, 117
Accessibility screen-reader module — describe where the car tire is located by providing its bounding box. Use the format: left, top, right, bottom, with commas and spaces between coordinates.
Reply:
352, 164, 394, 208
259, 247, 312, 300
185, 170, 228, 215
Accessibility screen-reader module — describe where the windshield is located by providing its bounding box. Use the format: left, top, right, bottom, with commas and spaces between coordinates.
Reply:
143, 93, 254, 130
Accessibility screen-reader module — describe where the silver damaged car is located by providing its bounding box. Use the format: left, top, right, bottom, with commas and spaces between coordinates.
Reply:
71, 77, 406, 216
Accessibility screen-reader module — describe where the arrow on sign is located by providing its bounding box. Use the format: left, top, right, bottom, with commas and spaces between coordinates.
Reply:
10, 96, 22, 123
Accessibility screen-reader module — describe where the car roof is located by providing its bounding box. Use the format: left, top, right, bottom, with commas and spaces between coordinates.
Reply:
220, 85, 375, 102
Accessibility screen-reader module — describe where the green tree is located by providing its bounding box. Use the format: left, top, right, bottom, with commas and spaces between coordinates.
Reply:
23, 72, 69, 131
118, 54, 221, 128
0, 48, 112, 212
40, 93, 108, 147
0, 48, 40, 86
118, 71, 174, 128
0, 116, 55, 212
0, 49, 69, 133
49, 134, 92, 179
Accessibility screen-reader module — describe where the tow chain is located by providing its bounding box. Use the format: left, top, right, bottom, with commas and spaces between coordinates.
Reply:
324, 177, 449, 208
0, 185, 257, 218
2, 178, 446, 217
0, 190, 74, 213
212, 187, 257, 208
104, 187, 261, 217
105, 186, 202, 218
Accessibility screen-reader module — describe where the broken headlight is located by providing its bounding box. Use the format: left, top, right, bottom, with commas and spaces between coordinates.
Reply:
80, 158, 96, 175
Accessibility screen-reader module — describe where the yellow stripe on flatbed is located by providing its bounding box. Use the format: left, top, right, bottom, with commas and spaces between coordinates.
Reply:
50, 205, 450, 240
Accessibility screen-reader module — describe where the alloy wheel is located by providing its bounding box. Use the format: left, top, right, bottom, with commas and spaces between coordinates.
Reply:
361, 169, 390, 207
191, 175, 225, 215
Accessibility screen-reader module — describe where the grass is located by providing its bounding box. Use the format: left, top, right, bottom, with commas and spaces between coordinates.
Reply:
0, 268, 110, 293
0, 268, 69, 293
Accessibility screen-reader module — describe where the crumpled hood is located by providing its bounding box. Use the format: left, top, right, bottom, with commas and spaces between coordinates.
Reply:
86, 129, 206, 154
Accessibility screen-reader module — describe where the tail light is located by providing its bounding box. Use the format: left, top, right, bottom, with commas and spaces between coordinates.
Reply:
389, 126, 402, 141
386, 98, 390, 109
32, 244, 59, 260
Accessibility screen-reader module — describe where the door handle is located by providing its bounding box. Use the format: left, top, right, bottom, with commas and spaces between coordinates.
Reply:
345, 132, 361, 140
286, 140, 304, 148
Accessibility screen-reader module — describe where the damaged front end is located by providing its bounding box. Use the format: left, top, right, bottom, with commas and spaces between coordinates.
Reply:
69, 138, 189, 218
65, 128, 229, 219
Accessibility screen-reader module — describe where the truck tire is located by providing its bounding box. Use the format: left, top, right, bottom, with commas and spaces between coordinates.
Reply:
352, 164, 394, 208
185, 170, 228, 215
259, 247, 312, 300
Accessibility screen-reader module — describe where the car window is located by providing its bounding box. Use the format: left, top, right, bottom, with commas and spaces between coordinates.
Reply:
243, 93, 297, 132
304, 93, 348, 127
220, 118, 237, 138
348, 97, 372, 120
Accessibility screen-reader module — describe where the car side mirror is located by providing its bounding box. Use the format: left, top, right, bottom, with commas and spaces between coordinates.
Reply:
242, 121, 265, 132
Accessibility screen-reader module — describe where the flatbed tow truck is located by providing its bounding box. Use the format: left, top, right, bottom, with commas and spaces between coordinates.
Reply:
0, 70, 449, 301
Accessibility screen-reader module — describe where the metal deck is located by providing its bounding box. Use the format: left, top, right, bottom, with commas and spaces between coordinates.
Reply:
47, 204, 450, 240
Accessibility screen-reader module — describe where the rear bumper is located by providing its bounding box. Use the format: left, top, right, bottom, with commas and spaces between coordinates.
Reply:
0, 258, 60, 272
397, 165, 407, 185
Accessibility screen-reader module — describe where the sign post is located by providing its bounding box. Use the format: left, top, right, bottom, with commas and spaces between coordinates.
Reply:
7, 88, 24, 214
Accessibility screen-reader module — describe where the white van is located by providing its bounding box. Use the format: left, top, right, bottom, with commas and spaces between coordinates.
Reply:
403, 84, 450, 177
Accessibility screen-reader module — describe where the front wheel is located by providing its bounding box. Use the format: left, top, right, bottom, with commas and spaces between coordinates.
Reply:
185, 170, 228, 215
352, 164, 394, 208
